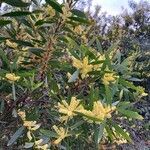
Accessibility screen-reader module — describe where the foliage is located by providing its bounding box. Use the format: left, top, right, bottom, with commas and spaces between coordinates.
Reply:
0, 0, 148, 149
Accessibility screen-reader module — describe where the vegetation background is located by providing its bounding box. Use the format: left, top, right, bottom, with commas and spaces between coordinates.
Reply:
0, 0, 149, 149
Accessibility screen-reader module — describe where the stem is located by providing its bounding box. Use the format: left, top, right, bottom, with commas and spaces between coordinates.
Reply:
45, 76, 48, 88
12, 82, 16, 101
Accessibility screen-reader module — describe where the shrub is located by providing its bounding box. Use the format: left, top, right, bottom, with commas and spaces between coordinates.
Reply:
0, 0, 147, 149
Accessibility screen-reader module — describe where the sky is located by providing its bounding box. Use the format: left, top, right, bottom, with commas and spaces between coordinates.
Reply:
57, 0, 143, 15
91, 0, 141, 15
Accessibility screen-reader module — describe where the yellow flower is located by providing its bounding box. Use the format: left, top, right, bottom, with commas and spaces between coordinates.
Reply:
22, 47, 29, 51
74, 25, 84, 35
18, 111, 26, 120
27, 131, 32, 141
80, 101, 116, 124
36, 144, 49, 150
46, 5, 55, 17
17, 56, 25, 64
72, 57, 93, 79
137, 86, 148, 97
6, 39, 18, 48
141, 92, 148, 97
81, 34, 88, 44
18, 111, 40, 141
102, 73, 118, 85
5, 73, 20, 82
61, 3, 72, 21
23, 121, 41, 141
35, 139, 43, 145
35, 139, 49, 150
23, 121, 41, 131
57, 97, 83, 122
115, 139, 127, 145
53, 125, 69, 145
67, 72, 71, 79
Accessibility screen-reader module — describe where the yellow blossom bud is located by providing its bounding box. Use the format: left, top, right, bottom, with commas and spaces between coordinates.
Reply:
5, 73, 20, 82
6, 40, 18, 49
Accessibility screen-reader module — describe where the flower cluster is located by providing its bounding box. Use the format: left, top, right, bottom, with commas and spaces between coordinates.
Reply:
60, 3, 72, 21
18, 111, 41, 141
52, 125, 69, 145
24, 138, 49, 150
46, 6, 55, 17
102, 72, 118, 85
57, 97, 116, 124
74, 25, 84, 35
57, 97, 83, 122
72, 56, 93, 78
34, 139, 49, 150
79, 101, 116, 124
18, 111, 50, 149
5, 73, 20, 82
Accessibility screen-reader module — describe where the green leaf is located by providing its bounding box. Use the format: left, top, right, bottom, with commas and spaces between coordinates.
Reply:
128, 77, 143, 82
96, 38, 103, 54
0, 36, 8, 41
0, 69, 8, 76
45, 0, 62, 13
35, 20, 54, 26
28, 47, 44, 57
119, 78, 137, 90
70, 17, 90, 24
68, 69, 79, 83
0, 20, 12, 27
0, 99, 5, 113
32, 82, 43, 91
71, 9, 87, 18
70, 120, 85, 130
0, 49, 10, 67
7, 126, 25, 146
3, 0, 30, 7
65, 36, 79, 50
105, 85, 112, 104
40, 129, 58, 138
89, 87, 99, 109
18, 70, 36, 78
2, 11, 32, 17
76, 112, 103, 123
118, 109, 143, 120
12, 40, 34, 47
49, 79, 59, 94
118, 101, 131, 109
88, 36, 96, 46
94, 121, 105, 145
111, 122, 132, 142
20, 19, 33, 28
10, 54, 19, 71
107, 42, 119, 54
105, 125, 114, 141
